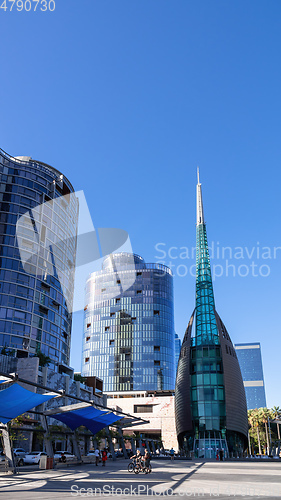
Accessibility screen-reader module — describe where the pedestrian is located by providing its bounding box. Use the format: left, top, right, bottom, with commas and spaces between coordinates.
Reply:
94, 447, 100, 466
101, 448, 107, 466
169, 448, 175, 461
219, 449, 224, 461
143, 448, 151, 474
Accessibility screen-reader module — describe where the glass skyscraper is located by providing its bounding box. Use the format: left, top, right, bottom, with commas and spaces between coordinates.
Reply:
175, 171, 248, 458
82, 252, 175, 392
0, 148, 78, 371
235, 343, 267, 410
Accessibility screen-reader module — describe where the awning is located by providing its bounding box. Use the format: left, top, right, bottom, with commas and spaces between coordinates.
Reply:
0, 383, 56, 424
52, 405, 123, 434
0, 376, 10, 384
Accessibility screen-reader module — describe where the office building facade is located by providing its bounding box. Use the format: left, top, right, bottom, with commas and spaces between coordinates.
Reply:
175, 171, 248, 458
234, 343, 266, 409
82, 252, 175, 392
0, 148, 78, 371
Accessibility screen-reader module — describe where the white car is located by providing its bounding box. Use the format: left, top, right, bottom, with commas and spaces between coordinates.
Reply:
54, 451, 76, 462
87, 450, 97, 456
24, 452, 47, 465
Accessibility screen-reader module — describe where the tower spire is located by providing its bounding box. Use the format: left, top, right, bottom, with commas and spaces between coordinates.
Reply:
195, 170, 218, 345
196, 167, 205, 226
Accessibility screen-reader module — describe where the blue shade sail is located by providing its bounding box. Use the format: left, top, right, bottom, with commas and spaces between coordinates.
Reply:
52, 406, 123, 434
0, 383, 56, 423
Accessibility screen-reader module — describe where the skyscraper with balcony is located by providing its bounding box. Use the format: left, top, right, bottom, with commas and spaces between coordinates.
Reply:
82, 252, 175, 392
0, 148, 78, 371
234, 343, 266, 409
175, 171, 248, 458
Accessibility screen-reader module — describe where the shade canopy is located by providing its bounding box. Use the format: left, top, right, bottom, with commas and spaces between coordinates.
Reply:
0, 383, 56, 423
0, 377, 9, 384
52, 405, 123, 434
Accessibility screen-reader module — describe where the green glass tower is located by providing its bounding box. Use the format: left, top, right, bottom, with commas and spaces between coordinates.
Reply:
175, 170, 248, 458
195, 170, 219, 346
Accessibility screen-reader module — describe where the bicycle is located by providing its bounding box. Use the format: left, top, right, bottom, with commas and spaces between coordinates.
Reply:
128, 459, 138, 473
134, 461, 152, 474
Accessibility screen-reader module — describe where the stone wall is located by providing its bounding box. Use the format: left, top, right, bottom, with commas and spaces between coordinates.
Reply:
106, 393, 178, 451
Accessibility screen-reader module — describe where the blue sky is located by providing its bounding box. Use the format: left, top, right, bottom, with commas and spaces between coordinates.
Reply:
1, 1, 281, 407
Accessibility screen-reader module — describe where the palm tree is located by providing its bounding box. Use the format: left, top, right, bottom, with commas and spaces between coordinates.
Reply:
248, 409, 262, 455
259, 408, 270, 455
272, 406, 281, 440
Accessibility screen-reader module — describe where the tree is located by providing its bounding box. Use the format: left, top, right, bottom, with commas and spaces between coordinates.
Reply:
74, 374, 87, 384
272, 406, 281, 440
0, 345, 15, 357
35, 349, 51, 368
259, 408, 271, 454
248, 407, 279, 455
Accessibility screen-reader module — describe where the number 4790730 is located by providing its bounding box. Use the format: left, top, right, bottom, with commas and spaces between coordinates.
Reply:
0, 0, 55, 11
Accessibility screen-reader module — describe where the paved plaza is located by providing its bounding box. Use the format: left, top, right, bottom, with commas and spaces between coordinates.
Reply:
0, 459, 280, 500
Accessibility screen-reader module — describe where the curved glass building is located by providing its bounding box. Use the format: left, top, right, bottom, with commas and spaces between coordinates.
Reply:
0, 148, 78, 371
175, 171, 248, 458
82, 252, 175, 392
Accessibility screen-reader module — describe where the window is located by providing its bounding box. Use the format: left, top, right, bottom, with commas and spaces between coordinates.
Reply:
41, 282, 50, 290
105, 326, 110, 332
154, 360, 160, 366
39, 305, 48, 314
101, 288, 106, 292
85, 357, 89, 363
153, 310, 160, 316
137, 272, 142, 276
136, 290, 142, 294
86, 336, 90, 342
87, 323, 91, 329
154, 346, 160, 352
110, 312, 115, 317
134, 405, 153, 413
116, 298, 120, 303
116, 280, 121, 284
84, 305, 88, 311
109, 339, 114, 346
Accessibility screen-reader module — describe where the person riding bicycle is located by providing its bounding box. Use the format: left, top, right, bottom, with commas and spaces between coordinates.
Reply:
143, 448, 151, 473
131, 449, 142, 465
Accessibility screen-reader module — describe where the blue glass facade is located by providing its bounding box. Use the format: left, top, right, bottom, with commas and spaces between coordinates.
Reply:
0, 149, 78, 371
82, 253, 175, 392
234, 343, 267, 409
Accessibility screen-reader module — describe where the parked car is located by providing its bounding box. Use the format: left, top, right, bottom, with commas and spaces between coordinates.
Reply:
54, 451, 76, 462
13, 448, 27, 466
13, 448, 27, 457
0, 449, 26, 466
24, 452, 47, 465
87, 450, 98, 457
